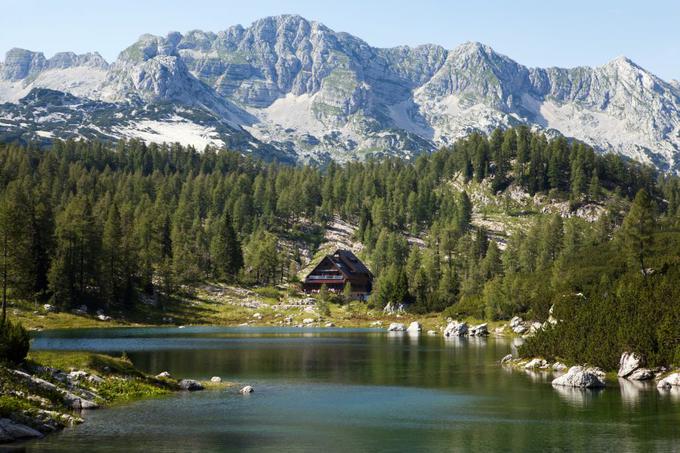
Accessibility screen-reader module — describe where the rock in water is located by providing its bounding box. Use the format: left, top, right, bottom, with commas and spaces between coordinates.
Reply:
0, 418, 43, 442
210, 376, 222, 383
618, 352, 643, 378
387, 323, 406, 332
178, 379, 204, 391
500, 354, 513, 364
552, 366, 605, 388
552, 362, 567, 371
524, 358, 548, 369
628, 368, 654, 381
406, 321, 421, 333
443, 321, 468, 337
657, 372, 680, 389
469, 323, 488, 336
239, 386, 254, 394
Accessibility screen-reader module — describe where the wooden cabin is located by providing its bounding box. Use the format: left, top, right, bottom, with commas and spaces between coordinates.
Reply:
302, 250, 373, 299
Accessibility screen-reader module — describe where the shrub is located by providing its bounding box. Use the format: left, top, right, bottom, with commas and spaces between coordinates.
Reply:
0, 320, 30, 364
254, 286, 282, 300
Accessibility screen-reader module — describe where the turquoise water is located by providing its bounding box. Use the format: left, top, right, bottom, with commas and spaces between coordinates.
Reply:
21, 327, 680, 452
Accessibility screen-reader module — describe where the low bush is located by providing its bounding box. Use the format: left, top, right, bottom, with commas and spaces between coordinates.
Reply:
0, 320, 30, 364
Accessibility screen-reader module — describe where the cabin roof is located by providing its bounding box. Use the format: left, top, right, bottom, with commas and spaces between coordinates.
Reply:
305, 249, 372, 281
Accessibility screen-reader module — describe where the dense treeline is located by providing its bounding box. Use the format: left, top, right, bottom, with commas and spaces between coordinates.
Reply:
0, 129, 679, 367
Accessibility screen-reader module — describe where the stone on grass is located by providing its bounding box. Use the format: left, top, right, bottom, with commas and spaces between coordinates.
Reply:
156, 371, 171, 379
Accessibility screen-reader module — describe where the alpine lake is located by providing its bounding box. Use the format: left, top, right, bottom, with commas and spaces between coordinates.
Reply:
17, 327, 680, 452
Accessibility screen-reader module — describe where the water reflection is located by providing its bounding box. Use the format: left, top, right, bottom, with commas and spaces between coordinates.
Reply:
27, 327, 680, 453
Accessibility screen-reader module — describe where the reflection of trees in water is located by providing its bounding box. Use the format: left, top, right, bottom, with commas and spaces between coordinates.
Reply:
129, 334, 517, 390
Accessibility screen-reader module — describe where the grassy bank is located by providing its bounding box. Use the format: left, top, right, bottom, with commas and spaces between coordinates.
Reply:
10, 284, 508, 335
0, 350, 233, 444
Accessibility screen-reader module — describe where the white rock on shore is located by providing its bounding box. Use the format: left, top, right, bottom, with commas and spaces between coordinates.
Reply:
628, 368, 654, 381
469, 323, 488, 336
500, 354, 513, 364
444, 321, 468, 337
618, 352, 644, 378
524, 358, 548, 369
657, 372, 680, 389
156, 371, 171, 379
552, 366, 605, 388
387, 323, 406, 332
210, 376, 222, 383
406, 321, 421, 334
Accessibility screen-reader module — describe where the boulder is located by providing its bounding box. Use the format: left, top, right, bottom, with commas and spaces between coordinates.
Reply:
97, 314, 112, 321
500, 354, 513, 364
324, 322, 335, 327
618, 352, 644, 378
210, 376, 222, 383
524, 358, 548, 369
387, 323, 406, 332
252, 313, 263, 320
427, 330, 437, 336
302, 318, 314, 325
239, 385, 254, 394
63, 392, 99, 410
509, 316, 523, 328
67, 370, 88, 382
469, 323, 488, 336
406, 321, 421, 333
178, 379, 204, 391
657, 372, 680, 389
87, 374, 104, 385
0, 418, 43, 442
156, 371, 171, 379
628, 368, 654, 381
42, 304, 56, 313
552, 362, 567, 371
552, 366, 605, 388
443, 321, 468, 337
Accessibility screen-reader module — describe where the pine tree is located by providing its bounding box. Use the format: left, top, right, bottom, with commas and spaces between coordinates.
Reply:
619, 189, 656, 274
210, 211, 243, 281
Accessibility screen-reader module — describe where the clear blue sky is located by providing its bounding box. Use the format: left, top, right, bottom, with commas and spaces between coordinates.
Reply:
1, 0, 678, 80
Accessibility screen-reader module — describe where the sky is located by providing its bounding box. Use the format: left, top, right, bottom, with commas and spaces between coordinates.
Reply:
1, 0, 678, 80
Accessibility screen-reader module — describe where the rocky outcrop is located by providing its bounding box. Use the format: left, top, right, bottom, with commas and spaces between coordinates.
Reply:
552, 366, 606, 388
3, 15, 680, 170
444, 321, 468, 337
524, 358, 548, 369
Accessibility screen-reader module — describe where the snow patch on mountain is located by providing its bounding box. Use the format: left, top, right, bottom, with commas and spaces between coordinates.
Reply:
113, 116, 225, 149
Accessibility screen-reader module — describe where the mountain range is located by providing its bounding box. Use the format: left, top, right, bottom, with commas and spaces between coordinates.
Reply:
2, 14, 680, 170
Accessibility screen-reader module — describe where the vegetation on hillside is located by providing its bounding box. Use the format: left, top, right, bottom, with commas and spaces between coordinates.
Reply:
0, 127, 679, 368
